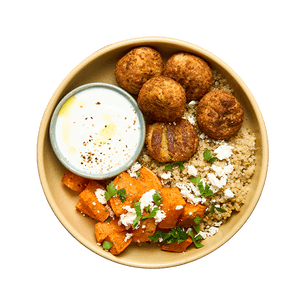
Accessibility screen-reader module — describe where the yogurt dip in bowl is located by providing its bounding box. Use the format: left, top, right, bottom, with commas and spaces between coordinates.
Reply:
49, 83, 145, 180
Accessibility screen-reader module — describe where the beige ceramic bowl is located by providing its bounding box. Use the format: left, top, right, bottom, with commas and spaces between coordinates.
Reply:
37, 37, 268, 268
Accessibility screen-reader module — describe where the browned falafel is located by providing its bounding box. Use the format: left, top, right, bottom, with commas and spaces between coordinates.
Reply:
146, 119, 199, 163
137, 76, 187, 122
196, 90, 244, 140
114, 46, 164, 95
163, 52, 213, 102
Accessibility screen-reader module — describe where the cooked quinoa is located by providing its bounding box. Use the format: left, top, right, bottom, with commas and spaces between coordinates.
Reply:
137, 69, 256, 240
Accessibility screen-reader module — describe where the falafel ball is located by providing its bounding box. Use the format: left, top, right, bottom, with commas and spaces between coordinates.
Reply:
115, 46, 164, 95
137, 76, 187, 122
163, 52, 213, 102
146, 119, 199, 163
196, 90, 244, 140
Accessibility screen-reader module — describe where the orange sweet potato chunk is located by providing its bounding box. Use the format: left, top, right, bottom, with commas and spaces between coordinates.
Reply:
95, 219, 124, 243
109, 172, 143, 216
61, 170, 88, 193
76, 198, 98, 220
161, 236, 193, 253
105, 231, 132, 255
78, 180, 110, 222
137, 166, 162, 193
158, 187, 186, 229
131, 215, 157, 243
178, 203, 206, 227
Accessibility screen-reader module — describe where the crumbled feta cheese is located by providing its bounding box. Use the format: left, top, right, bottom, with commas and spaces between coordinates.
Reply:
224, 164, 234, 174
211, 164, 226, 177
92, 202, 96, 206
208, 173, 227, 190
154, 209, 166, 224
119, 206, 137, 229
186, 227, 193, 233
187, 165, 198, 176
124, 233, 133, 242
214, 143, 234, 160
161, 172, 171, 180
127, 162, 142, 177
95, 188, 107, 204
176, 182, 204, 205
187, 115, 196, 125
175, 205, 184, 210
224, 188, 235, 199
139, 189, 156, 213
188, 100, 197, 105
209, 226, 219, 236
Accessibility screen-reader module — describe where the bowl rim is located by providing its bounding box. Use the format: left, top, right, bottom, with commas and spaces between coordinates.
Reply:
37, 36, 269, 268
48, 82, 146, 180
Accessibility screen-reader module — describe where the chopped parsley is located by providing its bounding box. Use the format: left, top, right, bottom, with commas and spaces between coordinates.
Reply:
104, 217, 112, 223
165, 161, 184, 171
210, 203, 227, 214
203, 149, 217, 163
136, 170, 141, 177
102, 241, 113, 250
188, 230, 204, 248
191, 176, 214, 197
132, 200, 142, 228
149, 226, 188, 244
193, 216, 202, 234
141, 207, 159, 221
152, 190, 163, 206
104, 181, 128, 202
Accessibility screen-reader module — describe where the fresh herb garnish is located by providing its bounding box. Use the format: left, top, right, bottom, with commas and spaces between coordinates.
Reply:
104, 217, 112, 223
149, 226, 188, 244
102, 241, 113, 250
132, 200, 142, 229
136, 170, 141, 177
210, 203, 227, 214
104, 182, 117, 200
188, 230, 204, 248
203, 149, 217, 163
149, 160, 163, 167
117, 188, 127, 202
192, 216, 202, 234
165, 161, 184, 171
141, 207, 159, 221
191, 177, 214, 197
152, 190, 163, 206
104, 181, 128, 202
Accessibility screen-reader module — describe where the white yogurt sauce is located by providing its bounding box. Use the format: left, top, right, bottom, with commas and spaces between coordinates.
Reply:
54, 86, 141, 174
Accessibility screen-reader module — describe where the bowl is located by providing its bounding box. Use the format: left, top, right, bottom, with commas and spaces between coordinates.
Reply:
37, 37, 268, 268
49, 82, 145, 180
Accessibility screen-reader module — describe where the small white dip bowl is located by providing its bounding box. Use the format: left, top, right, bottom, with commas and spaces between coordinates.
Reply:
49, 82, 146, 180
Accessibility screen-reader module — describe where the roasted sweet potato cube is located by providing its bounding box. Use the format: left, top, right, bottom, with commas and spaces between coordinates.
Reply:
105, 231, 132, 255
61, 170, 88, 192
131, 215, 157, 243
109, 172, 143, 216
161, 236, 193, 253
95, 219, 124, 243
158, 187, 186, 229
76, 198, 98, 220
79, 180, 110, 222
137, 166, 162, 193
178, 203, 206, 227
